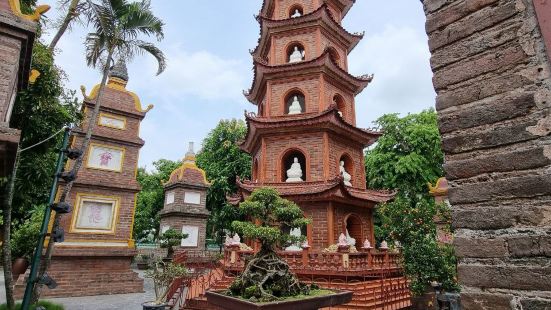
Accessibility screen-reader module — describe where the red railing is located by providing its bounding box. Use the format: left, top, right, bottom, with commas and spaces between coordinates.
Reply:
223, 248, 403, 277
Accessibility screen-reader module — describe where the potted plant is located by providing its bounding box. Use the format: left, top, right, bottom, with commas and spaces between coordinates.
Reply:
206, 188, 353, 310
143, 261, 188, 310
159, 228, 187, 261
136, 254, 152, 270
10, 209, 43, 280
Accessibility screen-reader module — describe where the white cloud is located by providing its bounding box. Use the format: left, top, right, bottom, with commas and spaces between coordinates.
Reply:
132, 44, 248, 104
350, 25, 436, 128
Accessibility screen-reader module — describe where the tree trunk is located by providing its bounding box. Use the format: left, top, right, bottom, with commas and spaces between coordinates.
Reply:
31, 50, 114, 302
48, 0, 81, 51
2, 149, 21, 310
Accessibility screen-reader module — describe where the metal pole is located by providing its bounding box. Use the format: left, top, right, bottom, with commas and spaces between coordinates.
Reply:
21, 127, 71, 310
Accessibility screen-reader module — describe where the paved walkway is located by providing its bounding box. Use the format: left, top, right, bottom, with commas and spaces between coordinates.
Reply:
1, 269, 156, 310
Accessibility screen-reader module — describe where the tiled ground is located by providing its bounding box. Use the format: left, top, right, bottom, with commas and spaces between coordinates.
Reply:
1, 269, 157, 310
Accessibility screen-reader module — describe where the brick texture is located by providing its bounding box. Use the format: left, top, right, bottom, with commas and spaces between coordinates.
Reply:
423, 0, 551, 307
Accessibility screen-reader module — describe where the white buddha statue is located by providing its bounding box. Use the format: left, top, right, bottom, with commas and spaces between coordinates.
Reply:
340, 161, 352, 186
288, 96, 302, 114
232, 233, 241, 245
345, 229, 356, 246
291, 9, 302, 18
338, 233, 348, 246
286, 157, 303, 182
225, 234, 233, 246
363, 239, 372, 249
285, 227, 302, 251
289, 46, 304, 63
380, 240, 389, 250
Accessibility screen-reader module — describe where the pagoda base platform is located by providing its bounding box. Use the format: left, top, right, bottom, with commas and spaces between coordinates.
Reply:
14, 246, 143, 298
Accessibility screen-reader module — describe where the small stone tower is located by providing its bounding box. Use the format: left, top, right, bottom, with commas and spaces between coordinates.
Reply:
160, 142, 210, 253
15, 59, 153, 298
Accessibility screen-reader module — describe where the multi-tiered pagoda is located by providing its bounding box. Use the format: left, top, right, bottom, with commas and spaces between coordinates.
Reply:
231, 0, 394, 251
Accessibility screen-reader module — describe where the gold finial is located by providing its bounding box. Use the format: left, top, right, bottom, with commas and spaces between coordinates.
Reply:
183, 142, 196, 164
29, 69, 40, 83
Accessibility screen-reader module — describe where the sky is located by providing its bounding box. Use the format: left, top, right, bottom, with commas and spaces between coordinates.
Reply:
38, 0, 435, 170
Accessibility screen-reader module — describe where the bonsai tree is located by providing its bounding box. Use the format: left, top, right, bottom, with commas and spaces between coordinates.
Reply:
144, 261, 188, 307
159, 228, 187, 259
228, 187, 312, 302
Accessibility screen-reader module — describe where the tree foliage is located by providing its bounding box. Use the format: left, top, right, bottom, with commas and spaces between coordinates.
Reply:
364, 110, 458, 295
228, 188, 312, 302
196, 119, 251, 244
8, 42, 81, 224
159, 228, 187, 258
133, 159, 181, 241
231, 188, 310, 251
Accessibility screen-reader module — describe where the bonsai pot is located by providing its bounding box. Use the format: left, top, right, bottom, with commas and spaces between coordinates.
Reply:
12, 258, 29, 280
205, 289, 353, 310
142, 301, 167, 310
137, 261, 150, 270
162, 257, 173, 263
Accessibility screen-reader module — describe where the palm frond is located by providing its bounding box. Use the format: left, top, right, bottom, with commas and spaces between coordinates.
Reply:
125, 40, 166, 75
120, 0, 164, 41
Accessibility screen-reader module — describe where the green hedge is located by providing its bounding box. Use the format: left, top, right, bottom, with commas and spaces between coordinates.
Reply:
0, 301, 64, 310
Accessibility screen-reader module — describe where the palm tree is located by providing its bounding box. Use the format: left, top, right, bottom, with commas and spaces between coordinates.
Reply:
31, 0, 166, 301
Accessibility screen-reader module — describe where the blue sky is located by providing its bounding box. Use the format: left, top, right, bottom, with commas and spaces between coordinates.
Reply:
39, 0, 435, 169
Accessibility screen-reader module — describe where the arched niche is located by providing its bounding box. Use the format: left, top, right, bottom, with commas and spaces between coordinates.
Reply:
281, 222, 308, 251
288, 4, 303, 18
287, 42, 305, 63
281, 148, 307, 182
327, 46, 340, 65
285, 90, 306, 115
333, 94, 346, 119
343, 213, 363, 246
339, 153, 354, 186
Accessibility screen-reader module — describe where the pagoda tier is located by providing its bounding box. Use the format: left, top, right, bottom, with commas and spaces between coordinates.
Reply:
230, 176, 395, 207
252, 4, 364, 62
240, 105, 380, 154
260, 0, 355, 21
245, 51, 373, 105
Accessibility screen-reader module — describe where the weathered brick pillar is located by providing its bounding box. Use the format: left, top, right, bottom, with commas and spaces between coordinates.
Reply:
422, 0, 551, 308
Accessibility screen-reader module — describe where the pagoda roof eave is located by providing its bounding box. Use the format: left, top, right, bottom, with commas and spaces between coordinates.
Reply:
239, 106, 381, 153
231, 176, 395, 207
252, 5, 363, 59
244, 51, 372, 105
259, 0, 355, 20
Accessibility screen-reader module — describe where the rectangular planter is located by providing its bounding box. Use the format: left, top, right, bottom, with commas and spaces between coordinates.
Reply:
205, 289, 353, 310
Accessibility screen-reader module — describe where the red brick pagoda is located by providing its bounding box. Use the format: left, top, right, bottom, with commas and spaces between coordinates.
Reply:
232, 0, 394, 251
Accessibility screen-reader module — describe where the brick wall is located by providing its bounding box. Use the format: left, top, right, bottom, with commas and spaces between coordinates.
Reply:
0, 29, 19, 123
269, 76, 321, 116
422, 0, 551, 307
160, 216, 208, 251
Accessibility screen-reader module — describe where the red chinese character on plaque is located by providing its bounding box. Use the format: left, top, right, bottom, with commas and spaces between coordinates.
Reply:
99, 151, 113, 166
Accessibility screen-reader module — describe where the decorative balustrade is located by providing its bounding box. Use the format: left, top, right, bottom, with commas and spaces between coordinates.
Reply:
223, 246, 403, 276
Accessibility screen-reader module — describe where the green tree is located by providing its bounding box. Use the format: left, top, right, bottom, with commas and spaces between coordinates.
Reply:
159, 228, 187, 258
229, 188, 311, 302
196, 119, 251, 247
1, 39, 80, 309
37, 0, 167, 300
134, 159, 181, 241
364, 109, 458, 295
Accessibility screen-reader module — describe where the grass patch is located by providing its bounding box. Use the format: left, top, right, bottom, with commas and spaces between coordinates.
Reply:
0, 301, 65, 310
230, 289, 335, 304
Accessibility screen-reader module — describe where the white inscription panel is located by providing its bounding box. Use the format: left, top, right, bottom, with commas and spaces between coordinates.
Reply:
73, 195, 118, 233
99, 114, 126, 129
181, 226, 199, 247
184, 192, 201, 204
166, 191, 175, 204
87, 144, 124, 172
